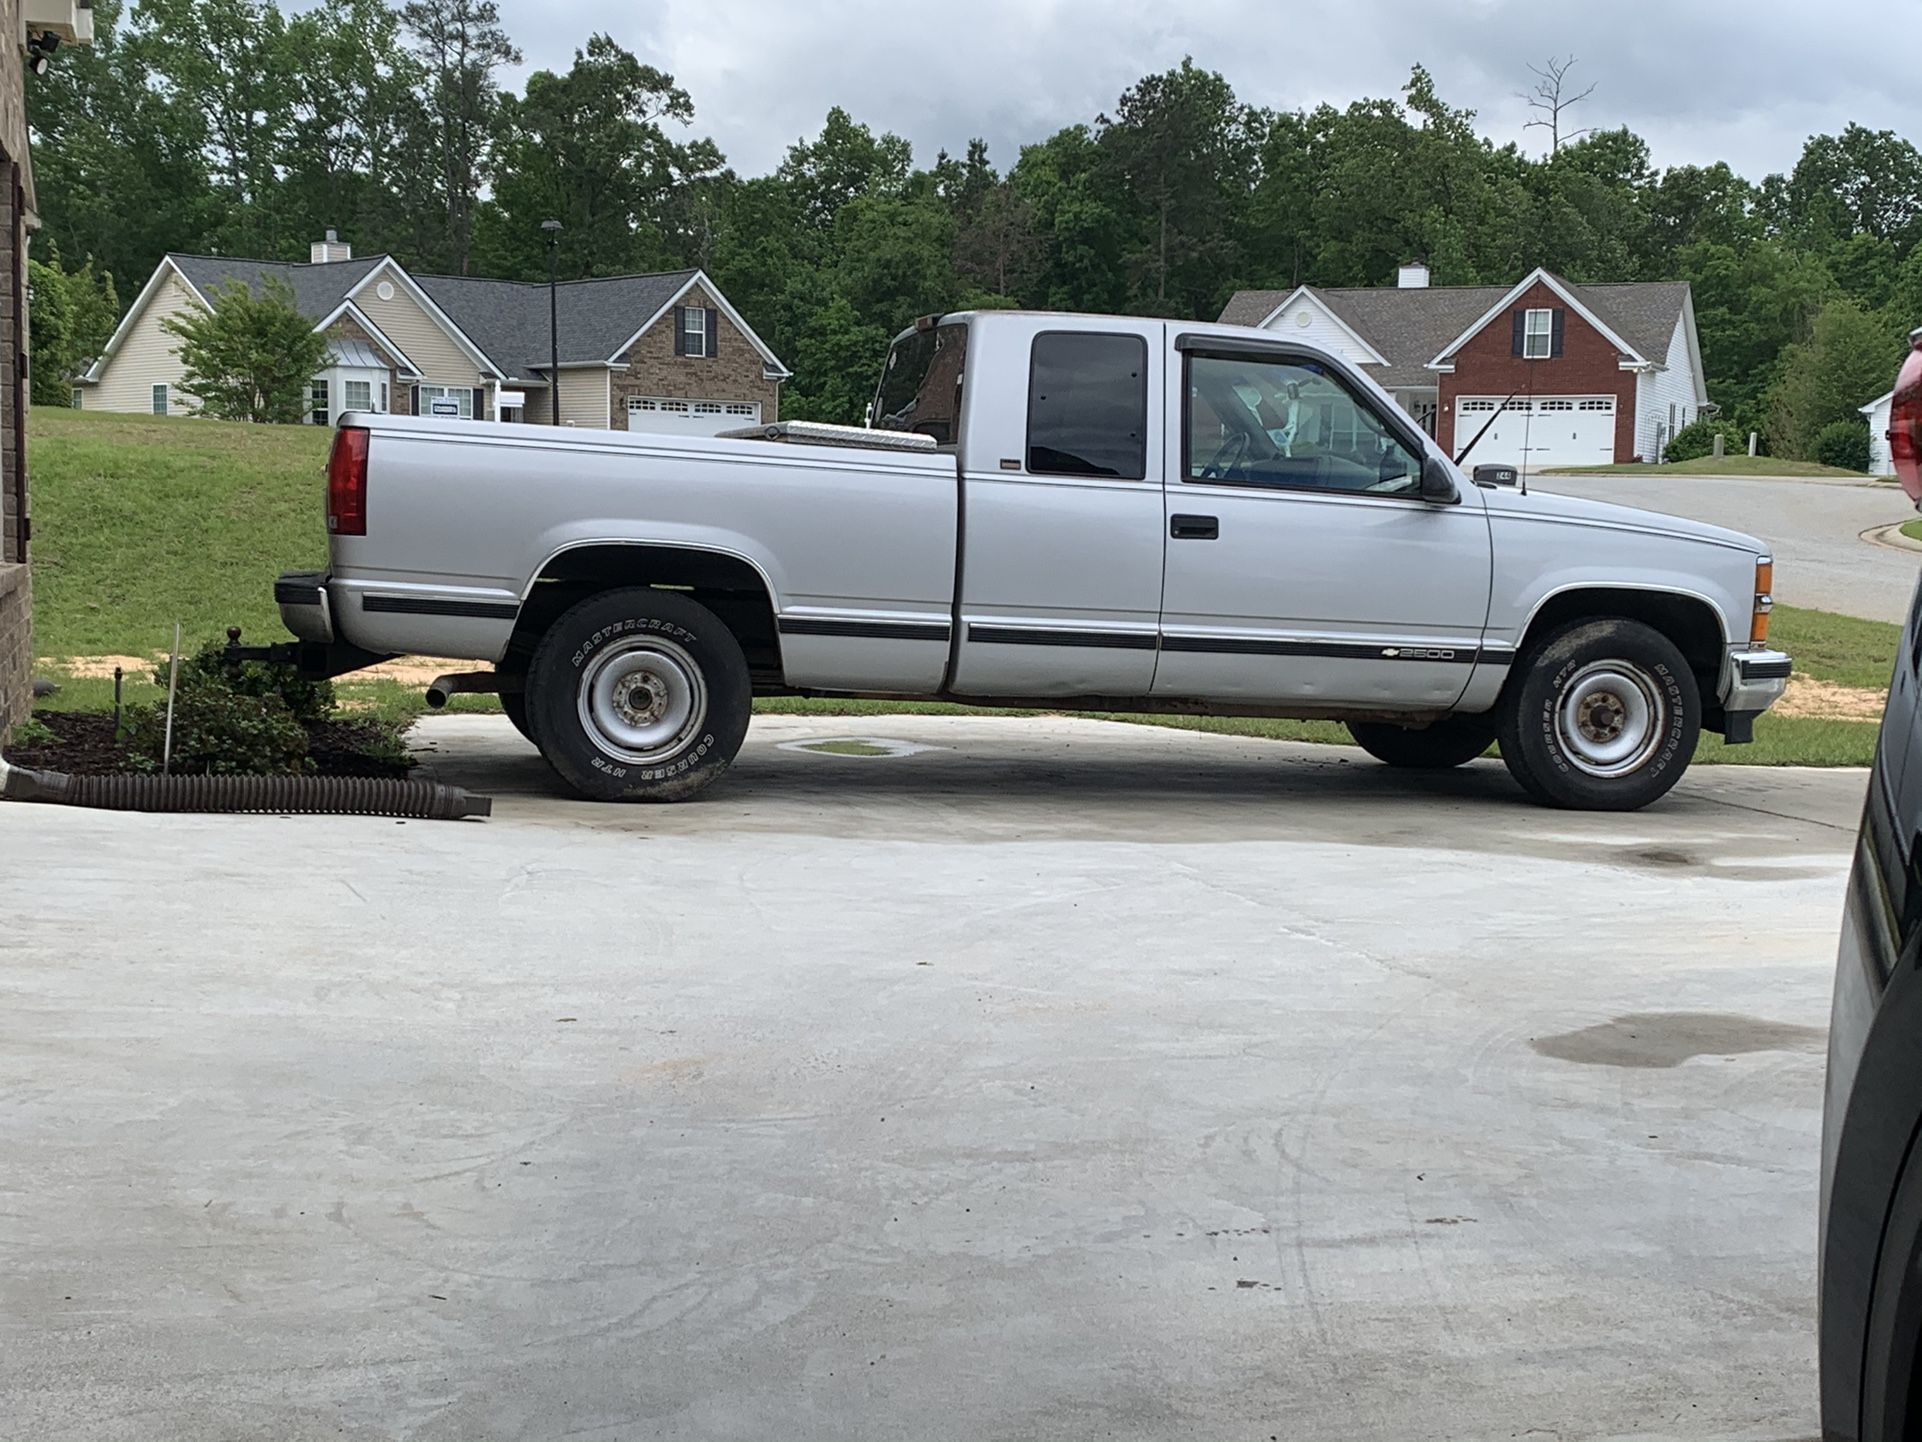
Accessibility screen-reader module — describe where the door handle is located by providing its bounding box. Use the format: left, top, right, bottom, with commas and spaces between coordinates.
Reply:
1171, 513, 1219, 540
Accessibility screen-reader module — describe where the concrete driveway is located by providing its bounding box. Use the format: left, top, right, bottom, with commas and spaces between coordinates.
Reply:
2, 714, 1858, 1441
1541, 469, 1918, 622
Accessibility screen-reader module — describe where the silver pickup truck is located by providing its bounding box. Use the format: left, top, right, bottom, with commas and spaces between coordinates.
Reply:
271, 309, 1790, 811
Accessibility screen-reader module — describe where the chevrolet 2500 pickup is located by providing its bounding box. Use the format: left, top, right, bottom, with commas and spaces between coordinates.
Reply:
268, 310, 1790, 810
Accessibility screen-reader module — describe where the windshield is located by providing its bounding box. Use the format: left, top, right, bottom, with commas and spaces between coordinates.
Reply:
871, 322, 967, 444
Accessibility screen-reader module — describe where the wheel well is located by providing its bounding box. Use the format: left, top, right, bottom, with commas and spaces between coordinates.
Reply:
505, 544, 784, 687
1517, 588, 1728, 694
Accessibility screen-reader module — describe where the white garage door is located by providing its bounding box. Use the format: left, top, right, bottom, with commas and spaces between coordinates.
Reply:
627, 396, 760, 436
1455, 396, 1615, 470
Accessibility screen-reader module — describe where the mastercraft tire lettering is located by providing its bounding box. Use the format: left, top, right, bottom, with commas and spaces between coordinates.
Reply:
1496, 618, 1700, 812
525, 588, 752, 802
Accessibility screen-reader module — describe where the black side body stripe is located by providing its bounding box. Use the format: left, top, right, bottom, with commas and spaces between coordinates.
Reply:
966, 624, 1157, 650
363, 594, 520, 620
778, 617, 952, 642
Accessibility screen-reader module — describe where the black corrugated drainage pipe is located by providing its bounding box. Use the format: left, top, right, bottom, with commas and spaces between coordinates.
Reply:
0, 755, 492, 820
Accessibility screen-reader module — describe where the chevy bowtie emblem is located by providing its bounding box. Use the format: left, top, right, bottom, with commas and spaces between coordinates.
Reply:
1382, 647, 1401, 657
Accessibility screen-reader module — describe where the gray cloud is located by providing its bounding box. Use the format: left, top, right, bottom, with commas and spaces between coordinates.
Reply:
496, 0, 1918, 182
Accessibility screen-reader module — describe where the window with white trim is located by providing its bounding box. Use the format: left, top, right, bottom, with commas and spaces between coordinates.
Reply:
684, 307, 707, 358
725, 402, 755, 415
344, 379, 372, 411
309, 378, 329, 426
694, 401, 723, 415
1459, 398, 1497, 412
1578, 398, 1613, 411
151, 383, 169, 416
71, 386, 83, 410
1540, 398, 1574, 411
1523, 308, 1553, 359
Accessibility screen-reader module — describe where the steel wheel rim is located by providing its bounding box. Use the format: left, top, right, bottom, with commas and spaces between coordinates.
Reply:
577, 637, 707, 764
1555, 661, 1664, 779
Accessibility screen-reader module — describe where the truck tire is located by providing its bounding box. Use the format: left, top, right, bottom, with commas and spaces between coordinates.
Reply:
524, 588, 751, 802
1348, 716, 1495, 769
1497, 618, 1700, 811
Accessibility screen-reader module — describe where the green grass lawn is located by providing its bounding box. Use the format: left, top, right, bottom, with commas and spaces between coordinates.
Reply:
22, 407, 1897, 767
1901, 518, 1922, 544
1545, 455, 1876, 479
30, 406, 328, 657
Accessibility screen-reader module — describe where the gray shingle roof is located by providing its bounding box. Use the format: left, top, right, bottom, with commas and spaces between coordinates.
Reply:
167, 252, 384, 323
413, 269, 697, 378
1218, 272, 1692, 388
165, 254, 745, 379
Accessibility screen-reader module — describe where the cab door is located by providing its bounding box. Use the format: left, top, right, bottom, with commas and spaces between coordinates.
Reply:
948, 323, 1166, 697
1152, 339, 1493, 707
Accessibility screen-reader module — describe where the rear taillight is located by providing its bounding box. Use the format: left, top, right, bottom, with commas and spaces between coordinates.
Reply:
326, 426, 369, 536
1890, 328, 1922, 506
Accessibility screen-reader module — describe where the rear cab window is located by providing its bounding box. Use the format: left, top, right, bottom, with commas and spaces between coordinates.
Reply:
872, 322, 968, 445
1026, 332, 1148, 479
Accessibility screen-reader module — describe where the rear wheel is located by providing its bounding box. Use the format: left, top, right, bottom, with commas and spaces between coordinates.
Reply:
499, 686, 535, 745
1348, 715, 1495, 769
1497, 618, 1700, 811
525, 588, 751, 802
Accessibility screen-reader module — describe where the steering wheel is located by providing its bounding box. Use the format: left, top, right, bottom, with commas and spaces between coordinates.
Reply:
1201, 431, 1250, 480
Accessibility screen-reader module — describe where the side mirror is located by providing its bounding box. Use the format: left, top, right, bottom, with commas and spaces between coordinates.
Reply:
1419, 454, 1459, 505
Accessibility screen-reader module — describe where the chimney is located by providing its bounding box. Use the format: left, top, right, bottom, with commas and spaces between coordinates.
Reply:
1396, 261, 1430, 289
310, 228, 352, 264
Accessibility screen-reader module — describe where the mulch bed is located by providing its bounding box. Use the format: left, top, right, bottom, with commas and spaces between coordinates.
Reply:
9, 711, 415, 780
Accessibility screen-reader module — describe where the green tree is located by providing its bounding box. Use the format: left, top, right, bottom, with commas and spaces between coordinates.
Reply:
476, 34, 721, 279
1766, 298, 1906, 458
1679, 238, 1833, 426
777, 108, 913, 234
160, 279, 331, 423
26, 0, 216, 287
1095, 58, 1262, 315
28, 243, 119, 403
401, 0, 520, 273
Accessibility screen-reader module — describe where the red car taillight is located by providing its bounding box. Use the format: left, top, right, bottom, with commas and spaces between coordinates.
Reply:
326, 426, 369, 535
1891, 328, 1922, 506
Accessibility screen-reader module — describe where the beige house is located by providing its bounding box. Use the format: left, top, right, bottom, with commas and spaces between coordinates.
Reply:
78, 234, 789, 434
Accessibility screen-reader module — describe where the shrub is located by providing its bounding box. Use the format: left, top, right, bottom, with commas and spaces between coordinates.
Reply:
123, 668, 313, 775
1664, 418, 1747, 463
179, 637, 335, 725
1813, 418, 1872, 474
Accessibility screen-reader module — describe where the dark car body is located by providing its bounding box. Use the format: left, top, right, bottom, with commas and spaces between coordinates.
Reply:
1822, 573, 1922, 1438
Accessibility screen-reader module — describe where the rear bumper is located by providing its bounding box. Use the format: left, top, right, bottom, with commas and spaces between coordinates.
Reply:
275, 570, 335, 644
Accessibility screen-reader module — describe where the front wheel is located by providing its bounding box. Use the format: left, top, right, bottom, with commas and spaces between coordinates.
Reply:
525, 588, 752, 802
1348, 715, 1495, 769
1497, 618, 1700, 811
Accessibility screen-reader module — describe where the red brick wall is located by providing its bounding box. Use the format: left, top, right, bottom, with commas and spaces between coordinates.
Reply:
1438, 280, 1639, 462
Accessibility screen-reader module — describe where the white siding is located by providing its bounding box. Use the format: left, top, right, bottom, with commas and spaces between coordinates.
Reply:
1259, 292, 1383, 371
89, 271, 203, 413
1867, 395, 1895, 476
353, 264, 488, 387
1638, 315, 1699, 461
557, 369, 611, 428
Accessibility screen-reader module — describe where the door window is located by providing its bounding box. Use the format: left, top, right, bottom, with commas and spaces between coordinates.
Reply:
1185, 353, 1421, 497
1026, 332, 1147, 479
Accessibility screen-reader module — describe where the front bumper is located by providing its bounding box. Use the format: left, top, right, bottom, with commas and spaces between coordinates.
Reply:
1721, 646, 1792, 713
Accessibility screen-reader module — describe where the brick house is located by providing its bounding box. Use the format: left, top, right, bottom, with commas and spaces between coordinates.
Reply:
77, 236, 789, 434
2, 0, 93, 742
1219, 264, 1707, 470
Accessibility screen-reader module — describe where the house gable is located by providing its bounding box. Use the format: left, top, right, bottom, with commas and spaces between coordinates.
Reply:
609, 271, 790, 377
317, 300, 422, 379
81, 259, 208, 412
1428, 267, 1646, 369
609, 279, 783, 432
346, 260, 499, 383
1255, 287, 1390, 368
1438, 277, 1639, 461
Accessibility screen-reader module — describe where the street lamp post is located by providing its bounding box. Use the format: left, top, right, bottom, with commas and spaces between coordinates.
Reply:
541, 219, 563, 425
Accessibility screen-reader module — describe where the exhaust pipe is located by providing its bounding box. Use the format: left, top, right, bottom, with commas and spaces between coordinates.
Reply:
426, 671, 516, 709
0, 754, 492, 820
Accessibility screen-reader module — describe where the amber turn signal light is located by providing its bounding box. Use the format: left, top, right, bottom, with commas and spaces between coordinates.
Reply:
1751, 557, 1774, 645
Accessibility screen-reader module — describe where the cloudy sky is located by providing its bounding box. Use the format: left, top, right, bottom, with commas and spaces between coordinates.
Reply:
485, 0, 1912, 183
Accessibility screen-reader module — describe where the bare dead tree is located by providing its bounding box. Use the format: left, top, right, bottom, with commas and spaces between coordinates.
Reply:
1519, 55, 1596, 153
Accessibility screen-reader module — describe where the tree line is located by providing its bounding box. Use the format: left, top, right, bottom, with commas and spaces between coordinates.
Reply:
29, 0, 1922, 456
